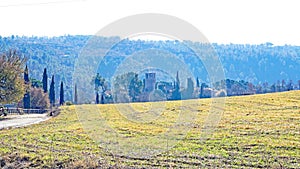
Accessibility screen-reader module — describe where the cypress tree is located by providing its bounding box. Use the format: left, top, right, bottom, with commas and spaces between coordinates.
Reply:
96, 92, 99, 104
186, 78, 194, 99
59, 81, 64, 105
176, 71, 180, 90
101, 94, 104, 104
24, 65, 29, 83
23, 65, 30, 109
49, 75, 55, 106
196, 77, 200, 88
42, 68, 48, 93
74, 83, 78, 104
200, 83, 207, 98
171, 71, 181, 100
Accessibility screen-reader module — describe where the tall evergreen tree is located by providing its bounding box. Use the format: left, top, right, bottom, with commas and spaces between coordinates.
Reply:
287, 80, 293, 91
196, 77, 200, 88
270, 84, 276, 93
281, 80, 286, 91
171, 71, 181, 100
24, 65, 29, 83
94, 73, 106, 104
200, 83, 208, 98
74, 83, 78, 104
23, 65, 30, 109
175, 71, 180, 90
200, 83, 204, 98
42, 68, 48, 93
95, 92, 99, 104
186, 78, 194, 99
59, 81, 64, 105
100, 94, 104, 104
49, 75, 55, 106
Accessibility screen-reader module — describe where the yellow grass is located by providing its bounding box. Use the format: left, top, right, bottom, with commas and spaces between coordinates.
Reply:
0, 91, 299, 168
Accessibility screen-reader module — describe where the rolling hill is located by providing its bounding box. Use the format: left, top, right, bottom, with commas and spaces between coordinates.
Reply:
1, 35, 300, 103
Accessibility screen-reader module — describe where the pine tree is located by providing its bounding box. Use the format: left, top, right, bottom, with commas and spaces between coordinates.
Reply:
42, 68, 48, 93
23, 65, 30, 109
74, 83, 78, 104
59, 81, 64, 105
49, 75, 55, 106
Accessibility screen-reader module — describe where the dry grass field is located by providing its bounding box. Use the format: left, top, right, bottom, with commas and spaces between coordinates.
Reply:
0, 91, 299, 168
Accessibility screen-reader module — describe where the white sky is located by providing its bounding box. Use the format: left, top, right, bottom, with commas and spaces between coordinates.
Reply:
0, 0, 300, 45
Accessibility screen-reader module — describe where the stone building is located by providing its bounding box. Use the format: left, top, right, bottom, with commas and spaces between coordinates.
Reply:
144, 73, 156, 92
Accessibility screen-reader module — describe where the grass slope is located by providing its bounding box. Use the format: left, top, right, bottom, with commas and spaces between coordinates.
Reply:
0, 91, 299, 168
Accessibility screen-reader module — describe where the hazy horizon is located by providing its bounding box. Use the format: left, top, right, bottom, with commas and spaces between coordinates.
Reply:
2, 34, 299, 46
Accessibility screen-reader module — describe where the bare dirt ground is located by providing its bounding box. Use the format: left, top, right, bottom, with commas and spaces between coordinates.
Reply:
0, 114, 50, 130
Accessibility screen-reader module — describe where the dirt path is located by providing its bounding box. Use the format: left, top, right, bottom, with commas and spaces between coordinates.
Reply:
0, 114, 50, 130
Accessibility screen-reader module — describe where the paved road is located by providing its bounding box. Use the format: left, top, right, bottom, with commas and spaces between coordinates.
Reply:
0, 114, 50, 130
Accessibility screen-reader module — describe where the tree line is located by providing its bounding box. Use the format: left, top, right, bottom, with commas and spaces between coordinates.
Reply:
1, 35, 300, 102
1, 49, 299, 106
0, 50, 66, 109
92, 70, 300, 104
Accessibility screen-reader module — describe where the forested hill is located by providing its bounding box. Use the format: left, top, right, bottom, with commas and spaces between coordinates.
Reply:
0, 35, 299, 101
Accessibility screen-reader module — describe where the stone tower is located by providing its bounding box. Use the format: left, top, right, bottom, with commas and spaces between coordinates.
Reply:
144, 73, 156, 92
